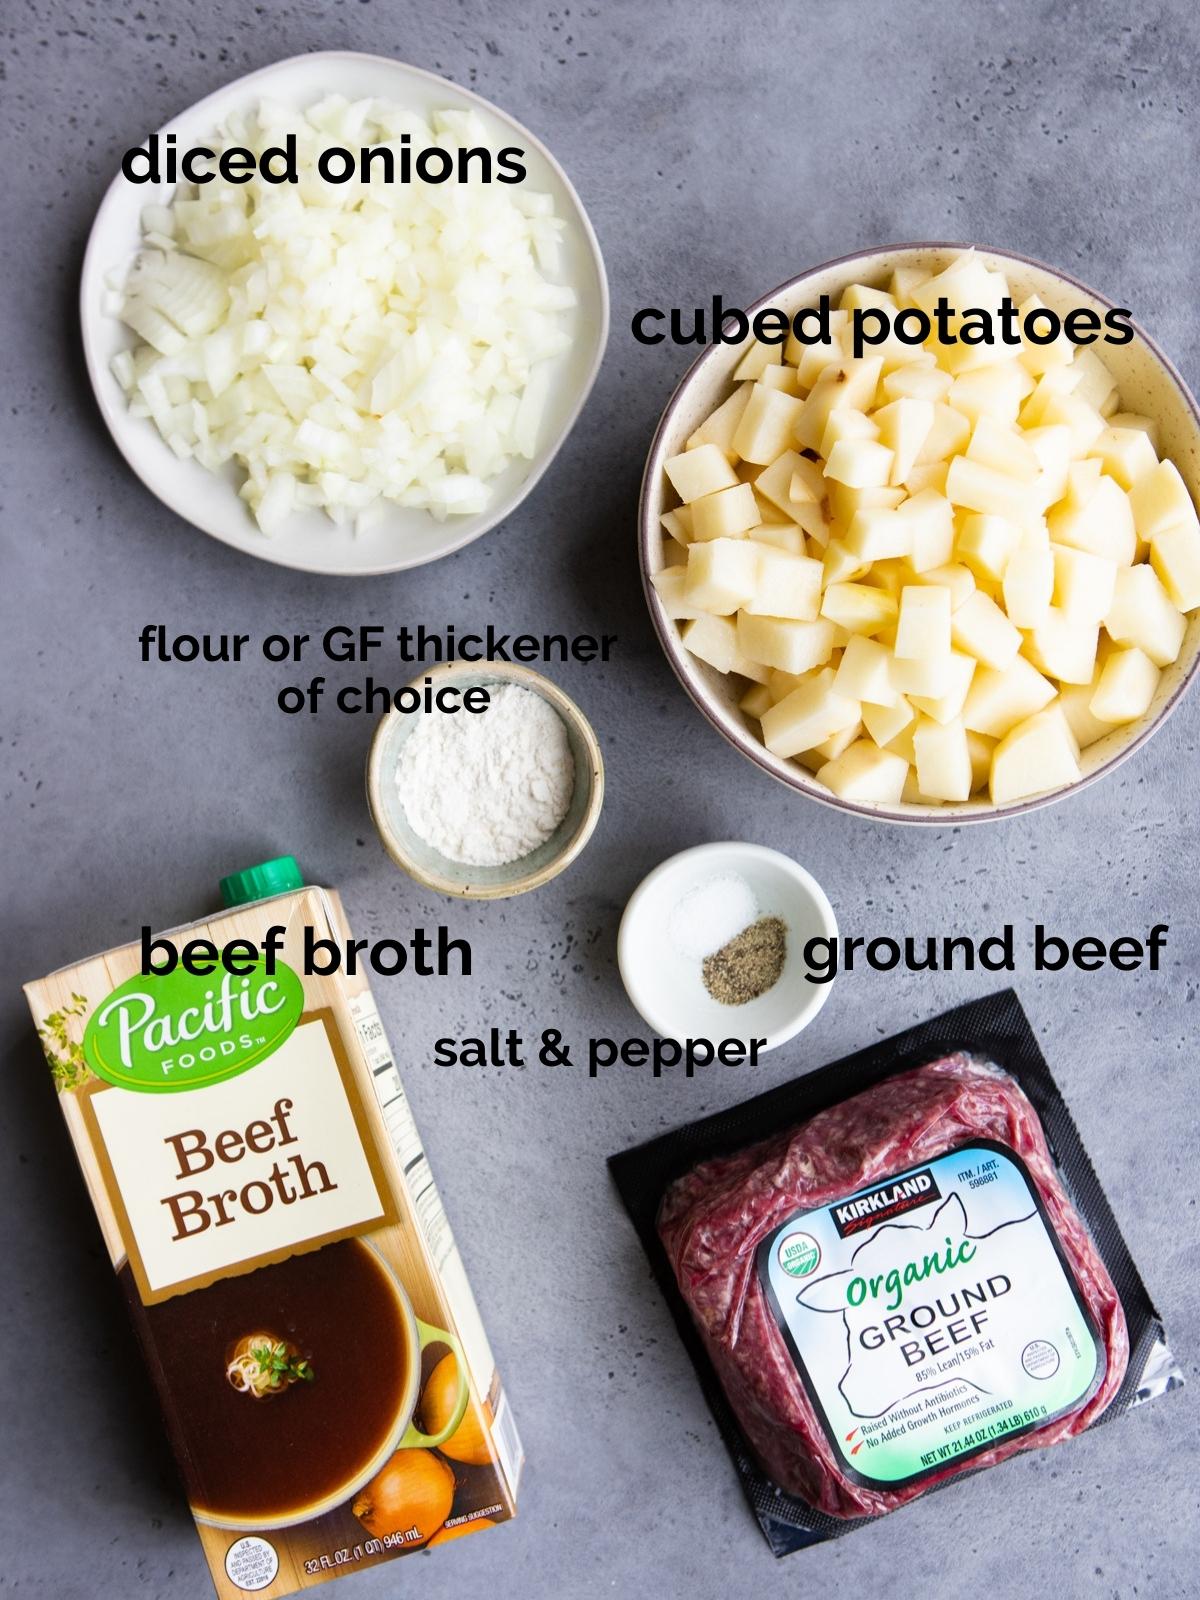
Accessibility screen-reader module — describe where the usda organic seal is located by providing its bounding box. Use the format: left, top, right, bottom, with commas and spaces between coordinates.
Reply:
777, 1231, 821, 1278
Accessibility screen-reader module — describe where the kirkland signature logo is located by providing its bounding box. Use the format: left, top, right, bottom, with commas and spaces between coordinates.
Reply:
830, 1168, 942, 1238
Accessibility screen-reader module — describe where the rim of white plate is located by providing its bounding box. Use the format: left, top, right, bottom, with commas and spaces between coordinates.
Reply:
80, 50, 610, 576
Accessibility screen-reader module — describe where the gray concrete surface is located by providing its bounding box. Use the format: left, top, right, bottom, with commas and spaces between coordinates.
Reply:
2, 2, 1198, 1596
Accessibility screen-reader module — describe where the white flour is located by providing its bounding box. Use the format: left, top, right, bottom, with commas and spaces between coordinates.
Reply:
395, 684, 575, 867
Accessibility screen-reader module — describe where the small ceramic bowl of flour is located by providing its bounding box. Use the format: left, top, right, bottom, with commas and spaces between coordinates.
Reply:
367, 661, 604, 899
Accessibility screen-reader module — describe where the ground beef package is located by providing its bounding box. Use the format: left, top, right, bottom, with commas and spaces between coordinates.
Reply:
608, 990, 1181, 1555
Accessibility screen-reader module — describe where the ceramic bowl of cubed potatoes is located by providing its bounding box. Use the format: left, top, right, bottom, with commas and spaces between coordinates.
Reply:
639, 244, 1200, 822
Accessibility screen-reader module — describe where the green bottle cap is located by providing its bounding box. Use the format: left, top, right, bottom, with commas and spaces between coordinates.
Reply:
219, 856, 304, 908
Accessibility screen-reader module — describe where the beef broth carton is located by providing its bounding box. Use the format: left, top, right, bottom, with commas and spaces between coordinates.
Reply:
24, 859, 522, 1598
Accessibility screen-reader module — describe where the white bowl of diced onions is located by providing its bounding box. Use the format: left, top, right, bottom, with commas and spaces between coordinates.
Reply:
640, 244, 1200, 822
81, 52, 608, 575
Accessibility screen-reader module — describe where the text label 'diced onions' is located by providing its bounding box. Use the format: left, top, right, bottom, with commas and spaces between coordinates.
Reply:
109, 96, 576, 535
653, 251, 1200, 809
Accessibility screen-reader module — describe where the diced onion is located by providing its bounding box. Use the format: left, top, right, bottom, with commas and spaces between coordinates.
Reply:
112, 96, 577, 535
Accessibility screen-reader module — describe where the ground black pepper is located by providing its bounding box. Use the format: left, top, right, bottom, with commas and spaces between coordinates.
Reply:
702, 916, 787, 1005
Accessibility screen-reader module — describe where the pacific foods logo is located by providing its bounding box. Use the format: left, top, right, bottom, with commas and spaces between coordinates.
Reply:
82, 961, 304, 1093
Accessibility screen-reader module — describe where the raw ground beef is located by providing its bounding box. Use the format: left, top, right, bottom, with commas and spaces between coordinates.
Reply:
657, 1052, 1128, 1518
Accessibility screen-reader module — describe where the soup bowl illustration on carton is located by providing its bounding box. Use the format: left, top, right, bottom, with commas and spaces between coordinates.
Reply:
143, 1236, 468, 1531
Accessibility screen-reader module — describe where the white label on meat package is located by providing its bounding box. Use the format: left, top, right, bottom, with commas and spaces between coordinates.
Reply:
757, 1142, 1103, 1488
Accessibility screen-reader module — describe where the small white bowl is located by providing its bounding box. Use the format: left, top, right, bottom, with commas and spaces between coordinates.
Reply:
617, 842, 837, 1051
80, 51, 609, 576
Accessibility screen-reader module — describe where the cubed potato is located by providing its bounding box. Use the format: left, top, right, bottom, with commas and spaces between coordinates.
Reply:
661, 506, 693, 544
1051, 544, 1117, 622
739, 681, 773, 720
916, 404, 973, 464
1003, 538, 1055, 628
662, 535, 689, 566
743, 545, 824, 619
1017, 294, 1077, 375
1037, 391, 1107, 455
989, 707, 1081, 804
686, 383, 754, 457
689, 481, 761, 541
1023, 609, 1100, 684
680, 614, 768, 681
832, 634, 899, 706
909, 650, 977, 724
862, 695, 916, 749
650, 565, 705, 620
823, 539, 871, 587
821, 582, 898, 635
889, 265, 929, 308
1107, 411, 1160, 450
1128, 459, 1197, 542
761, 669, 861, 757
1024, 423, 1075, 508
1047, 474, 1137, 565
840, 282, 898, 314
684, 537, 760, 613
903, 461, 950, 497
965, 729, 996, 793
1089, 646, 1160, 724
767, 668, 804, 703
966, 416, 1040, 481
817, 739, 909, 803
846, 506, 912, 561
732, 338, 783, 382
951, 590, 1022, 669
1104, 564, 1187, 666
792, 500, 833, 545
913, 715, 973, 801
752, 522, 807, 555
873, 398, 934, 485
752, 450, 811, 522
946, 455, 1041, 525
1070, 348, 1118, 413
759, 364, 801, 394
889, 651, 952, 697
795, 358, 884, 451
949, 363, 1034, 427
806, 719, 860, 763
790, 310, 850, 384
895, 584, 951, 659
1151, 521, 1200, 611
828, 481, 905, 529
911, 561, 977, 609
1058, 680, 1113, 749
820, 407, 879, 458
898, 488, 956, 571
664, 442, 738, 503
956, 512, 1021, 582
962, 655, 1057, 738
788, 455, 825, 505
882, 363, 953, 404
732, 384, 805, 464
738, 613, 839, 675
1089, 425, 1158, 490
912, 256, 1007, 364
863, 558, 908, 598
825, 436, 895, 489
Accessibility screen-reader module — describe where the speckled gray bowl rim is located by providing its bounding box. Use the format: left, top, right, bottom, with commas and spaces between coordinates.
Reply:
365, 659, 605, 898
638, 241, 1200, 826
